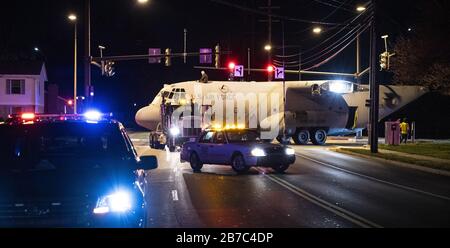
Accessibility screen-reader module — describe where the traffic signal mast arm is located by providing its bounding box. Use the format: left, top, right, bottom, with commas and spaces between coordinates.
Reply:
194, 66, 357, 78
91, 51, 231, 63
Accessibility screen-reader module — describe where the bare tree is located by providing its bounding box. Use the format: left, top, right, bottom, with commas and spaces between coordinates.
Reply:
391, 0, 450, 94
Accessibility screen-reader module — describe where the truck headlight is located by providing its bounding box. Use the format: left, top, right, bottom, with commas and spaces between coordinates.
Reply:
93, 191, 132, 214
170, 127, 181, 136
285, 147, 295, 156
251, 148, 266, 157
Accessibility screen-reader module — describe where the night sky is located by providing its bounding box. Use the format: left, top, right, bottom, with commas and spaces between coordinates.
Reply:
1, 0, 421, 117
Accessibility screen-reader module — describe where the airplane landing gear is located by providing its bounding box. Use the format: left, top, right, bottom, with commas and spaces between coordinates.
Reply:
293, 129, 310, 145
311, 129, 327, 145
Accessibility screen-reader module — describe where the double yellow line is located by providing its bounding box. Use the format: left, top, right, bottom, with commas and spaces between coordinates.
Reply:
257, 168, 382, 228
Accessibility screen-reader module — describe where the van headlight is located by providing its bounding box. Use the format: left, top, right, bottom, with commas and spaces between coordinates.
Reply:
93, 191, 132, 214
251, 148, 266, 157
285, 147, 295, 156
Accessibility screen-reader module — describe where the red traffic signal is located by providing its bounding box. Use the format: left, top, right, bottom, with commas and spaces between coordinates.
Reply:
267, 65, 275, 73
68, 100, 74, 106
228, 62, 236, 71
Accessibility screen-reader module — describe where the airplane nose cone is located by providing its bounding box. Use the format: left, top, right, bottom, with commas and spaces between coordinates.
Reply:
135, 105, 159, 130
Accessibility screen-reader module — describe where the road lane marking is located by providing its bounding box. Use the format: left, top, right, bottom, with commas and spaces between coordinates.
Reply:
172, 190, 179, 201
296, 153, 450, 201
257, 170, 382, 228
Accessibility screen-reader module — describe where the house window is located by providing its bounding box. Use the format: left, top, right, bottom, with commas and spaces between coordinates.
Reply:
6, 79, 25, 95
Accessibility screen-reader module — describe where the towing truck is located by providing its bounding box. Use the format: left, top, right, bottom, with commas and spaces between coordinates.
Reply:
149, 99, 204, 152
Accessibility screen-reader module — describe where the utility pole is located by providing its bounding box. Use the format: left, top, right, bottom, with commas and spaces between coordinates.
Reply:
356, 26, 361, 84
268, 0, 272, 65
73, 23, 78, 114
84, 0, 92, 102
247, 48, 251, 79
369, 0, 379, 153
258, 0, 279, 82
282, 21, 287, 142
184, 29, 187, 64
298, 48, 302, 81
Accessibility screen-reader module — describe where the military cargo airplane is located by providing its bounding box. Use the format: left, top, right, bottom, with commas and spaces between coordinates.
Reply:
135, 80, 427, 145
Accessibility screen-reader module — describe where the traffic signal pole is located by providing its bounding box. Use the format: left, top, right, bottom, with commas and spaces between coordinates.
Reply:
369, 0, 379, 153
84, 0, 92, 102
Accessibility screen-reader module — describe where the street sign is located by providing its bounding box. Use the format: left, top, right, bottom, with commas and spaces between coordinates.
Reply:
148, 48, 161, 64
200, 48, 212, 64
234, 65, 244, 77
275, 67, 285, 79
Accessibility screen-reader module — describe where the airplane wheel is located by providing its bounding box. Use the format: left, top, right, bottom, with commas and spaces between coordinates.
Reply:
293, 129, 310, 145
311, 129, 327, 145
276, 135, 291, 145
231, 154, 250, 174
190, 153, 203, 172
272, 164, 290, 173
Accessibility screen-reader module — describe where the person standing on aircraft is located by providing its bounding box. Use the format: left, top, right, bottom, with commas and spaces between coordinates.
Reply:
199, 71, 209, 83
400, 118, 410, 144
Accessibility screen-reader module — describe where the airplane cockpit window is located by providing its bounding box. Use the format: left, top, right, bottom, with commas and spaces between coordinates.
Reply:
168, 90, 175, 99
171, 88, 187, 101
161, 91, 170, 98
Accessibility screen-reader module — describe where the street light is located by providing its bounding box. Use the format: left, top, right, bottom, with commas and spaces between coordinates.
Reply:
34, 47, 40, 52
356, 6, 366, 12
68, 14, 78, 114
68, 14, 77, 21
264, 44, 272, 51
137, 0, 149, 4
313, 27, 322, 34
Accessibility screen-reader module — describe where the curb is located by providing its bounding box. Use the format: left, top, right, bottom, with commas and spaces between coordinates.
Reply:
333, 148, 450, 177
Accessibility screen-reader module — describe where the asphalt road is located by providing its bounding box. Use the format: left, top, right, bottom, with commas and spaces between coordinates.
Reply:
129, 132, 450, 228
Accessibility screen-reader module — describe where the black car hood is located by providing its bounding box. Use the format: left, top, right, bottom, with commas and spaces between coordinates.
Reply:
0, 161, 136, 201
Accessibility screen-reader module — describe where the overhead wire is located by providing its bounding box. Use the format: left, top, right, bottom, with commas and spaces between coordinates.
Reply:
210, 0, 349, 26
275, 4, 373, 58
273, 14, 373, 69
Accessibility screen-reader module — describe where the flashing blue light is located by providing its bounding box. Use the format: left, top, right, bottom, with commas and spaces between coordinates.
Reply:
84, 110, 102, 122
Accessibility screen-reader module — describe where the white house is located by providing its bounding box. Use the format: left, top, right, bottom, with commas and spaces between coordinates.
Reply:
0, 61, 47, 119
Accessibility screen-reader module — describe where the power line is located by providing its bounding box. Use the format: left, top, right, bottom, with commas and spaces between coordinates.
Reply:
273, 16, 372, 69
280, 20, 372, 71
210, 0, 348, 26
311, 0, 355, 12
276, 6, 373, 58
322, 0, 352, 21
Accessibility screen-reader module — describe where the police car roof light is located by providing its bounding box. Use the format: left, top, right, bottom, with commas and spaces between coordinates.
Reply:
21, 113, 36, 120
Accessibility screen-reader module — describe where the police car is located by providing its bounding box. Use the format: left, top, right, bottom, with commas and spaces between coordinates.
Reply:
180, 128, 296, 173
0, 111, 157, 227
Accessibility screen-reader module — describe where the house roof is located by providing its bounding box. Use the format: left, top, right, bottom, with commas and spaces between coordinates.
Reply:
0, 61, 45, 75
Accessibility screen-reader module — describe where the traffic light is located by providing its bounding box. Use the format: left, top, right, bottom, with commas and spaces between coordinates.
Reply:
215, 44, 221, 69
380, 52, 389, 71
228, 62, 236, 71
267, 65, 275, 73
165, 48, 172, 67
103, 61, 115, 77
